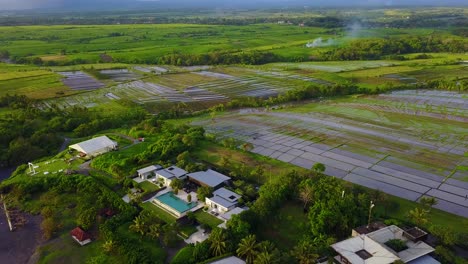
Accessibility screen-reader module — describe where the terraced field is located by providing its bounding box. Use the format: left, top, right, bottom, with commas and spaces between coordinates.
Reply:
193, 90, 468, 217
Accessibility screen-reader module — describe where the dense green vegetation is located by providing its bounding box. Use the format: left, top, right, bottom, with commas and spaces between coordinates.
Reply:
0, 22, 465, 66
0, 6, 467, 264
0, 94, 146, 167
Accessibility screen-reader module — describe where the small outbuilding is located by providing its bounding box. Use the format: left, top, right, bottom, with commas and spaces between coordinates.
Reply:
69, 136, 117, 157
70, 227, 92, 246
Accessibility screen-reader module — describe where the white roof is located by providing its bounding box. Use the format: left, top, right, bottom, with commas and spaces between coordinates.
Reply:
188, 169, 231, 187
332, 235, 399, 264
137, 165, 162, 175
221, 207, 247, 221
69, 136, 117, 155
367, 225, 435, 263
208, 188, 241, 209
208, 195, 237, 209
213, 188, 241, 202
156, 166, 187, 180
209, 256, 246, 264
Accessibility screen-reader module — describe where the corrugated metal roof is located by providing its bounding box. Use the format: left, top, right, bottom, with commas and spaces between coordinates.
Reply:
69, 136, 117, 155
188, 169, 231, 187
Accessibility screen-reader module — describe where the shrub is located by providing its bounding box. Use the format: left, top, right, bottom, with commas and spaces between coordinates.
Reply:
171, 246, 195, 264
385, 239, 408, 252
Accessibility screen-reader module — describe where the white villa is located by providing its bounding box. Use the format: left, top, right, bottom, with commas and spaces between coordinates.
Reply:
205, 187, 241, 213
69, 136, 117, 157
137, 165, 162, 180
155, 165, 188, 186
331, 225, 437, 264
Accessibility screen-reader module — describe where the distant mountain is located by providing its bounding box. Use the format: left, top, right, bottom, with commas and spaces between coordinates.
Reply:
1, 0, 467, 11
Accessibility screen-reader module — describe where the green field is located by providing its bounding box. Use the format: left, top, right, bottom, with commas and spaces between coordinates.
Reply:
194, 210, 224, 228
0, 24, 332, 62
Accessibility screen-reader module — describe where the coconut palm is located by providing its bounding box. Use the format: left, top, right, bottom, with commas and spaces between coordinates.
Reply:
254, 249, 281, 264
291, 239, 319, 264
237, 235, 259, 264
299, 186, 314, 210
420, 197, 438, 211
147, 223, 162, 240
102, 239, 115, 253
408, 207, 429, 227
129, 215, 147, 236
209, 228, 227, 256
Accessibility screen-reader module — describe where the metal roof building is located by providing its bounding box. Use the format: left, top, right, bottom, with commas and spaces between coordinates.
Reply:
187, 169, 231, 188
69, 136, 117, 157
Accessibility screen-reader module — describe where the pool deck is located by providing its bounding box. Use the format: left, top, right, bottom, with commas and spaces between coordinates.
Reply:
149, 188, 203, 219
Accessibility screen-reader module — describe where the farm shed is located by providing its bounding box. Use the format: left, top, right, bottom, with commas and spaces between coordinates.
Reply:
69, 136, 117, 157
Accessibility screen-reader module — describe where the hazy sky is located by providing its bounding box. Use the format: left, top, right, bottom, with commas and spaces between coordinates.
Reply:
0, 0, 466, 11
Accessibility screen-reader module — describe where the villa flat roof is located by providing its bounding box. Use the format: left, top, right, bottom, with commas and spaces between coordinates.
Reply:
156, 166, 187, 180
367, 225, 435, 263
213, 188, 241, 202
221, 207, 247, 221
209, 195, 237, 209
332, 235, 399, 264
137, 165, 162, 175
188, 169, 231, 188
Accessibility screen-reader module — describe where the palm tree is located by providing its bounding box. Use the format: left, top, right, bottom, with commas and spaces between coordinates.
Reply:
102, 239, 115, 253
129, 215, 147, 236
147, 223, 162, 240
254, 249, 281, 264
420, 197, 438, 211
299, 186, 314, 211
257, 240, 275, 254
408, 207, 429, 227
209, 228, 227, 256
237, 235, 258, 264
291, 240, 319, 264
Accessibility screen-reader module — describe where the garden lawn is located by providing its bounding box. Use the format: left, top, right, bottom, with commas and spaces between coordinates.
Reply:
141, 202, 176, 224
179, 224, 198, 239
375, 195, 468, 234
194, 211, 223, 229
139, 181, 160, 193
193, 141, 308, 184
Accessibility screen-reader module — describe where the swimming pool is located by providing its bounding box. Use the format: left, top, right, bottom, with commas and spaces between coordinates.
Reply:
155, 192, 196, 214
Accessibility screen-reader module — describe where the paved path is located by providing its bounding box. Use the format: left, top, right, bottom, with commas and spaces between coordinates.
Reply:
196, 111, 468, 218
184, 226, 209, 244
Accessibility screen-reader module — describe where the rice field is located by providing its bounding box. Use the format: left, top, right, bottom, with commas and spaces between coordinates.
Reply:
192, 90, 468, 217
58, 71, 104, 90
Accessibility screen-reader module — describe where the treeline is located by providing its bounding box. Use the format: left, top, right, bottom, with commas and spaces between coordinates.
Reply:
12, 50, 283, 67
1, 11, 466, 29
0, 94, 146, 167
322, 36, 467, 61
10, 35, 467, 68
